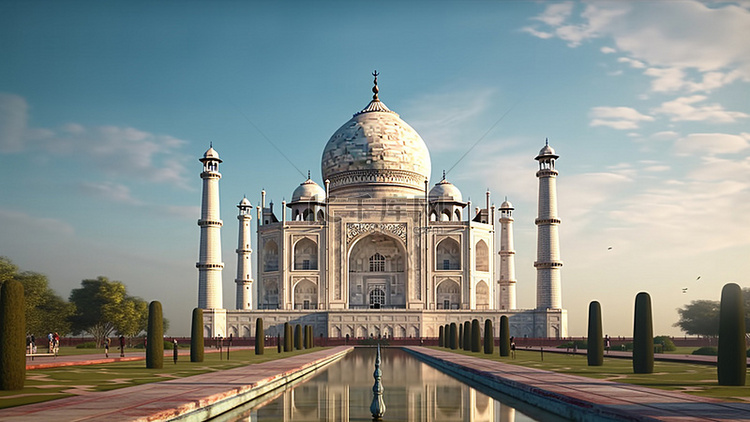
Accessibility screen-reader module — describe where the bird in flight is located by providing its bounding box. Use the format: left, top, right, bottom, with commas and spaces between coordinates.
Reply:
682, 288, 688, 294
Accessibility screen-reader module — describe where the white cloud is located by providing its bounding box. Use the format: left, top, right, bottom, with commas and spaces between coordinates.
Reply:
674, 133, 750, 155
531, 2, 574, 26
0, 93, 192, 189
0, 208, 75, 236
618, 57, 645, 69
650, 131, 680, 141
652, 95, 750, 123
524, 1, 750, 92
0, 93, 28, 153
79, 182, 144, 205
589, 106, 654, 130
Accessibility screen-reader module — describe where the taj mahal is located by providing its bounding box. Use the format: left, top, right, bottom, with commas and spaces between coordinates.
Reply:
196, 74, 567, 339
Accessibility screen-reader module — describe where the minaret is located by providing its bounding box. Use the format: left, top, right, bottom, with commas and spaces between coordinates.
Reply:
498, 198, 517, 310
197, 146, 224, 309
235, 197, 253, 310
534, 139, 563, 309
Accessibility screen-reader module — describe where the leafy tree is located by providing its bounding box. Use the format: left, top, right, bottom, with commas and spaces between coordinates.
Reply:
69, 276, 149, 347
675, 288, 750, 337
0, 257, 74, 336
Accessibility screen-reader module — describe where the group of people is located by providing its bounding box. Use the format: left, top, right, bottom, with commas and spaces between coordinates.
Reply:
104, 335, 127, 358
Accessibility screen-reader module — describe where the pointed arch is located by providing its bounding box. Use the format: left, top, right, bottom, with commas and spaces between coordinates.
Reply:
436, 238, 461, 270
263, 239, 279, 272
475, 280, 489, 310
436, 279, 460, 309
475, 239, 489, 272
293, 279, 317, 309
293, 237, 318, 270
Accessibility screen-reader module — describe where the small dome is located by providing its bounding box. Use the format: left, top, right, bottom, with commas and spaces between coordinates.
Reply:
238, 197, 252, 207
201, 146, 222, 162
291, 178, 326, 203
538, 144, 555, 156
500, 199, 514, 209
429, 179, 463, 202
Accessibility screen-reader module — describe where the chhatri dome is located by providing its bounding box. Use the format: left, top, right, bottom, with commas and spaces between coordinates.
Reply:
428, 172, 463, 202
321, 71, 431, 198
291, 173, 326, 203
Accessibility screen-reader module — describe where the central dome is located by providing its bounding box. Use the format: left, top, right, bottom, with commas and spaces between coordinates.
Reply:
321, 82, 431, 198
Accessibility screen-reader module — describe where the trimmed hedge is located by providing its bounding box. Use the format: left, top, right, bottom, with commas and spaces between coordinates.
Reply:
499, 315, 510, 357
294, 324, 303, 350
284, 322, 292, 352
587, 301, 603, 366
449, 323, 457, 350
146, 301, 164, 369
718, 283, 746, 386
190, 308, 204, 362
458, 323, 463, 350
471, 319, 481, 352
0, 280, 26, 390
692, 346, 718, 356
255, 318, 264, 355
463, 321, 471, 351
483, 319, 493, 354
654, 336, 676, 352
632, 292, 653, 374
438, 325, 444, 347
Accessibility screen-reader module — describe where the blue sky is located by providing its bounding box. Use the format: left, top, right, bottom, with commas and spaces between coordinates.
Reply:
1, 1, 748, 337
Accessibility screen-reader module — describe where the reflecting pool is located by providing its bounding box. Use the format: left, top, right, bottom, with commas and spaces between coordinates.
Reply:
218, 348, 565, 422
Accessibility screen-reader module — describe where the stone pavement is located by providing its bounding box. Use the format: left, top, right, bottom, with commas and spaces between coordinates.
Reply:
520, 346, 750, 366
25, 347, 249, 370
2, 346, 352, 421
405, 347, 750, 422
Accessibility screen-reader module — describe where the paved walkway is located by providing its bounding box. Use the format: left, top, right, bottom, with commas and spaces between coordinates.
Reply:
2, 346, 352, 421
520, 346, 750, 366
405, 347, 750, 421
25, 347, 250, 370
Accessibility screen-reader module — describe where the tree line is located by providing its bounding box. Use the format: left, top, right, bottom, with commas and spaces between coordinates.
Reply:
0, 257, 167, 347
674, 288, 750, 337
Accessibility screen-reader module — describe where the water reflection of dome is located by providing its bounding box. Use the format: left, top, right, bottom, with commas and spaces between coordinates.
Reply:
321, 76, 431, 199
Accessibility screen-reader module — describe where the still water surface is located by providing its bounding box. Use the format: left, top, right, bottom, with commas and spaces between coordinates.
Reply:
217, 348, 565, 421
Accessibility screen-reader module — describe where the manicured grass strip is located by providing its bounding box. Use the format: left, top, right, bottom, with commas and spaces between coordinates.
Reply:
428, 347, 750, 402
2, 347, 327, 409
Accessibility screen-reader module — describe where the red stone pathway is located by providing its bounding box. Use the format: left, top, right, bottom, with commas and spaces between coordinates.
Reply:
2, 346, 352, 421
405, 347, 750, 422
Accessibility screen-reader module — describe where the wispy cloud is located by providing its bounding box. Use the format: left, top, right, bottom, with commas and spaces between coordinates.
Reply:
0, 208, 75, 236
652, 96, 749, 123
79, 182, 144, 205
674, 133, 750, 156
589, 106, 654, 130
0, 93, 193, 189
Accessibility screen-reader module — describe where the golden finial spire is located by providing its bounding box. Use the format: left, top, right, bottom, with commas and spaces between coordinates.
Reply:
372, 70, 380, 100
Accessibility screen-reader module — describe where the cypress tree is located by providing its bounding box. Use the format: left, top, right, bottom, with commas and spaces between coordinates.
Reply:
190, 308, 204, 362
277, 334, 282, 353
463, 321, 471, 350
449, 322, 457, 349
458, 323, 463, 349
632, 292, 653, 374
483, 319, 494, 354
587, 301, 604, 366
499, 315, 510, 357
445, 324, 450, 348
471, 319, 481, 352
146, 301, 163, 369
255, 318, 264, 355
295, 324, 303, 350
307, 325, 313, 348
284, 322, 292, 351
0, 280, 26, 390
718, 283, 746, 386
438, 325, 444, 347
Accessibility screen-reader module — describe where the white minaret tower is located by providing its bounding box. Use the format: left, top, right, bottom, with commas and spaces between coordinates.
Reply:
498, 198, 517, 310
534, 139, 563, 310
197, 145, 224, 309
235, 197, 253, 310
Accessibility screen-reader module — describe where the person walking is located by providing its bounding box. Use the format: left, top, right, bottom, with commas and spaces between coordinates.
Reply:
104, 337, 110, 358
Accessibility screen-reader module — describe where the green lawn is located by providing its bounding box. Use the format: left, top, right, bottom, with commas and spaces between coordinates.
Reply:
3, 347, 326, 409
431, 347, 750, 401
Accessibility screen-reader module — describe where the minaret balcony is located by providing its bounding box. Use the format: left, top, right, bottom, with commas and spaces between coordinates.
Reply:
535, 169, 559, 178
200, 171, 222, 178
534, 218, 561, 225
196, 262, 225, 269
533, 261, 563, 268
198, 219, 224, 227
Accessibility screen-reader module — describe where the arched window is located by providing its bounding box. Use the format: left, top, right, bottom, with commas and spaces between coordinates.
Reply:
475, 280, 489, 310
369, 253, 385, 272
293, 238, 317, 270
475, 240, 489, 272
294, 279, 318, 309
263, 239, 279, 272
436, 238, 461, 270
437, 279, 460, 309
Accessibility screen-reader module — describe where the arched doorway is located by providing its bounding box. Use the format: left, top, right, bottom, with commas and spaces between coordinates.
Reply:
436, 279, 460, 309
347, 233, 406, 309
293, 279, 318, 309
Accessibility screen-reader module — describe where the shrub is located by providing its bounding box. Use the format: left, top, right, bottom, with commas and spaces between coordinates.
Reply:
556, 340, 588, 349
255, 318, 264, 355
146, 301, 163, 369
693, 347, 718, 356
294, 324, 303, 350
458, 323, 463, 350
471, 319, 481, 352
483, 319, 493, 354
499, 316, 510, 357
0, 280, 26, 390
284, 322, 292, 352
632, 292, 653, 374
449, 323, 457, 350
463, 321, 471, 351
718, 283, 746, 386
190, 308, 204, 362
438, 325, 444, 347
76, 342, 98, 349
653, 336, 676, 352
587, 301, 603, 366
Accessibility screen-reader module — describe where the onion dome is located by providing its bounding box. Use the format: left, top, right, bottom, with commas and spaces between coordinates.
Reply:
201, 146, 222, 162
535, 138, 558, 160
429, 177, 463, 203
499, 199, 514, 210
291, 177, 326, 203
321, 72, 431, 198
237, 197, 252, 208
